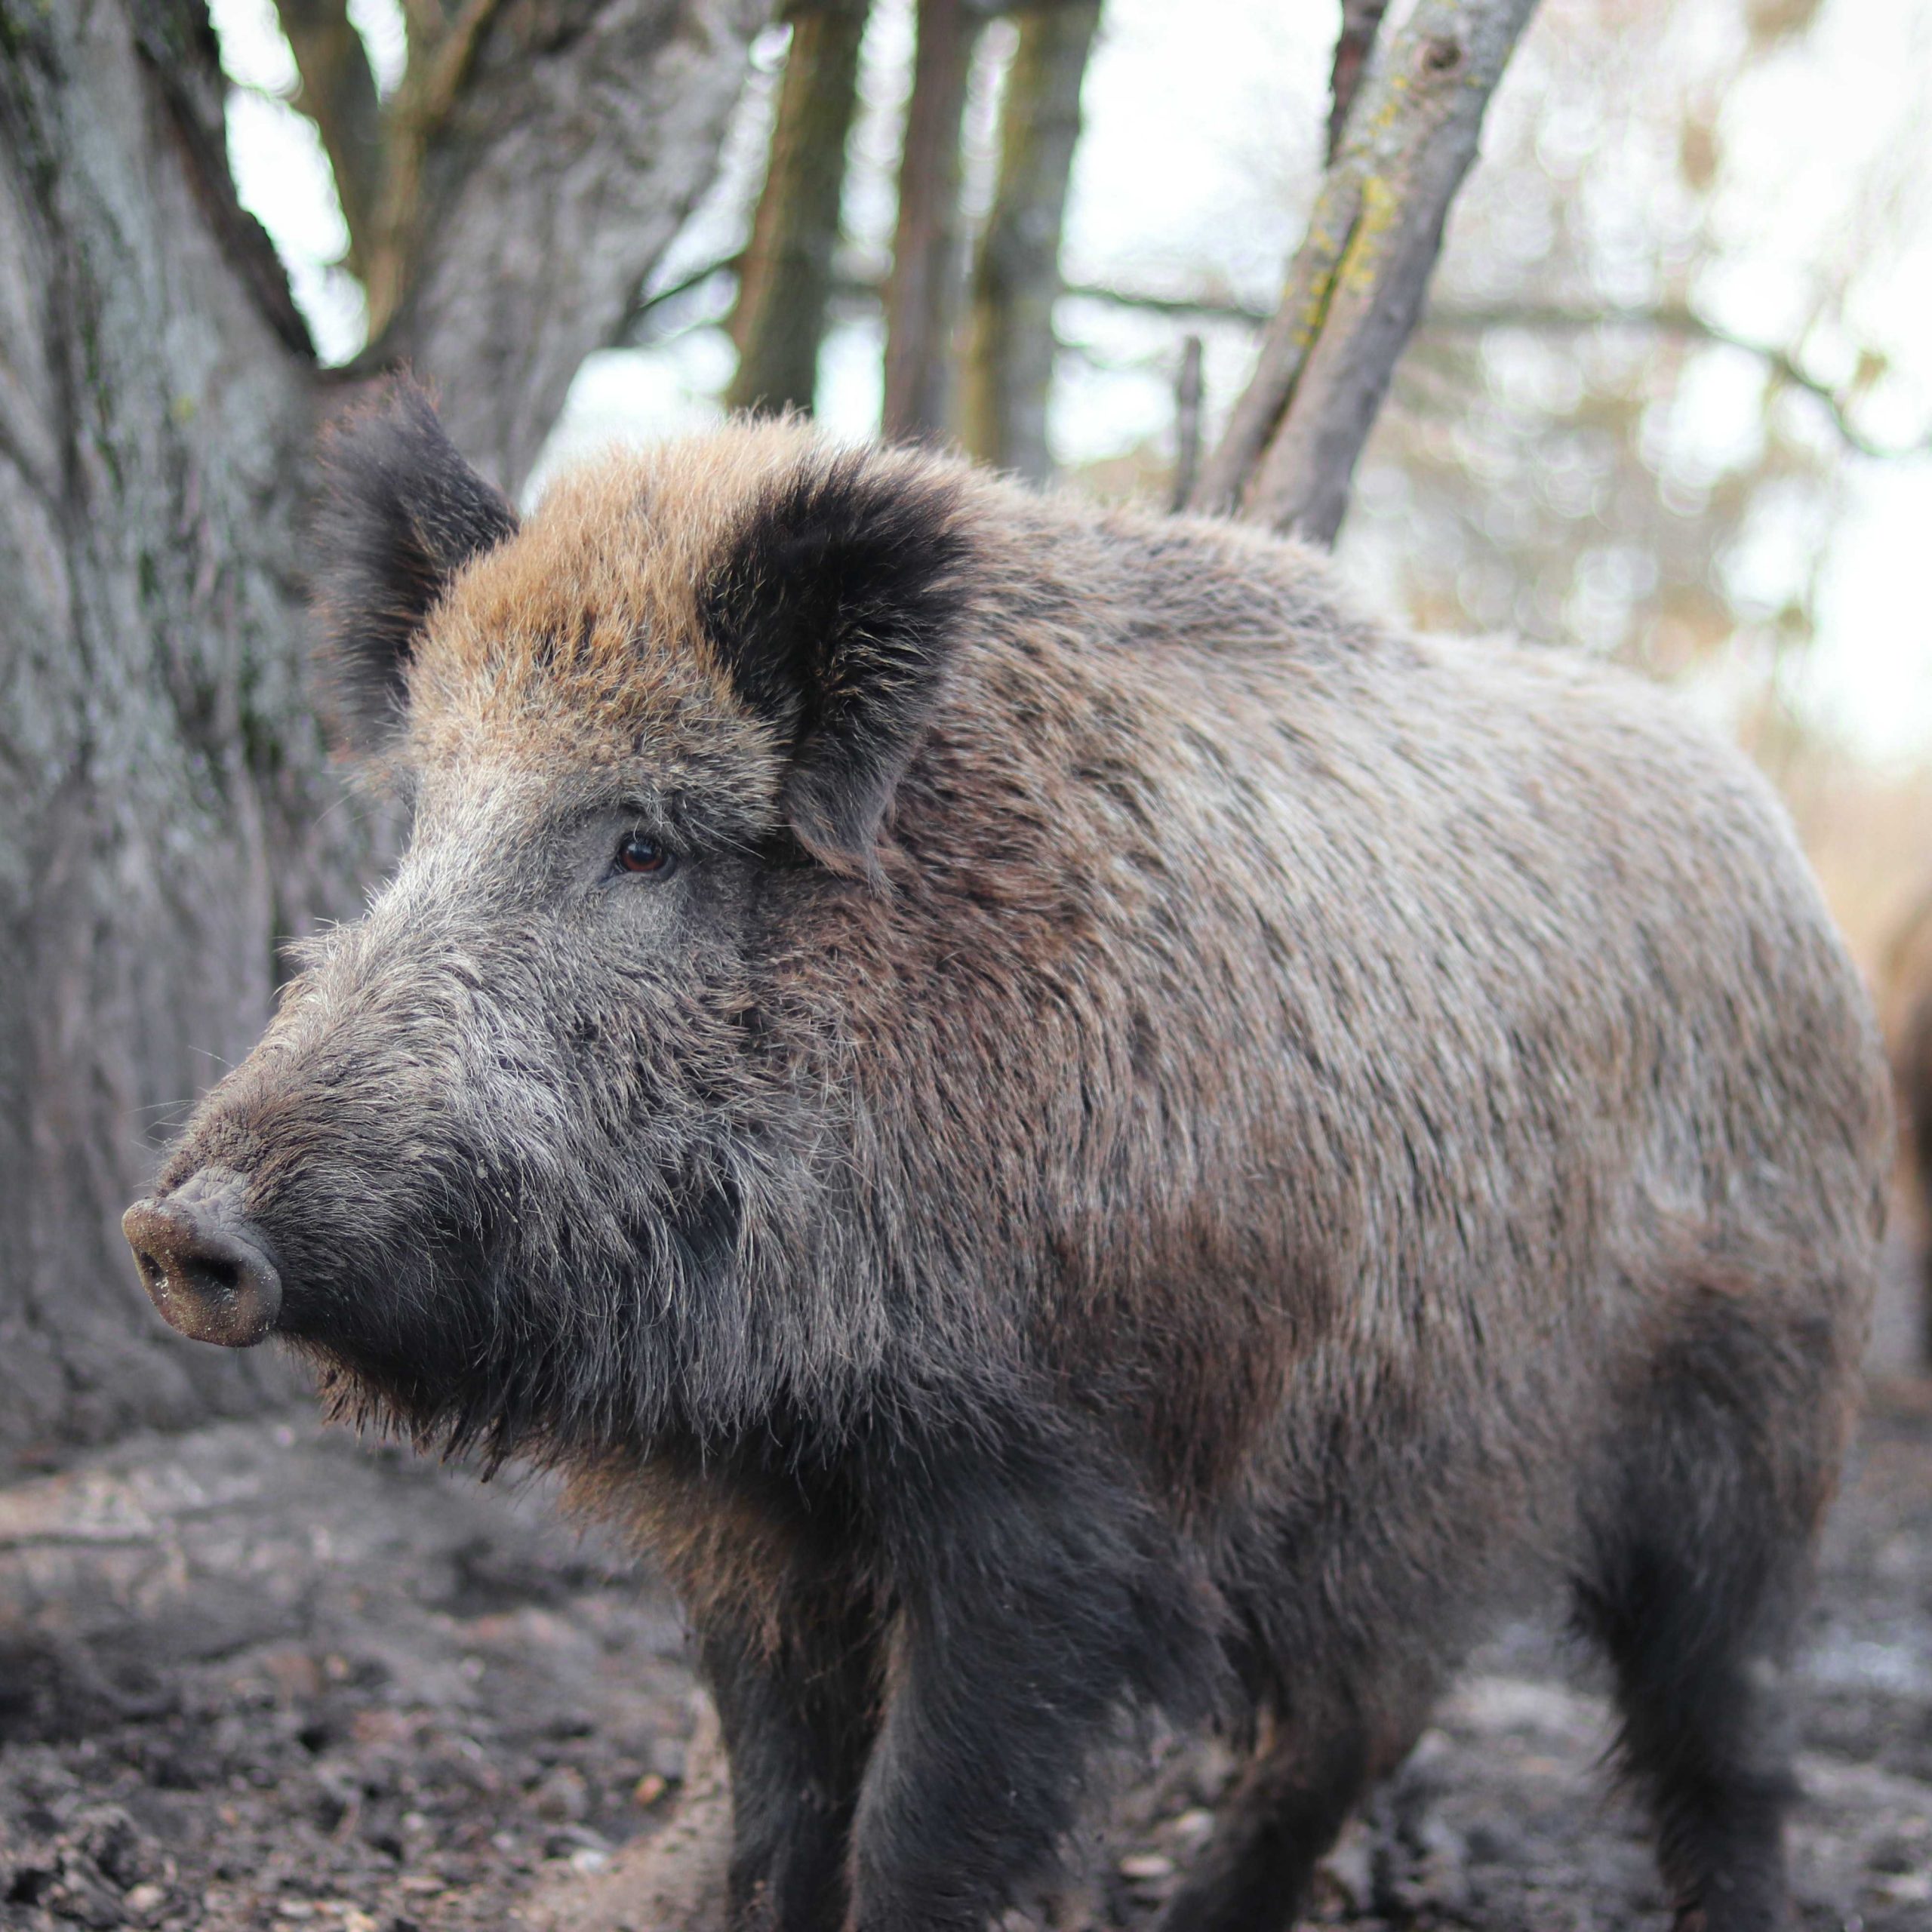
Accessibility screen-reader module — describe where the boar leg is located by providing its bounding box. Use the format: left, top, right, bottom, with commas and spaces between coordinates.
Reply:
1151, 1715, 1375, 1932
1585, 1563, 1799, 1932
848, 1438, 1211, 1932
1576, 1312, 1820, 1932
701, 1588, 882, 1932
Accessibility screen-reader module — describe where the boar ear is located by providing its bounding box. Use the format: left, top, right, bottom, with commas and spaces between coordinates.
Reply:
312, 377, 518, 750
701, 454, 974, 876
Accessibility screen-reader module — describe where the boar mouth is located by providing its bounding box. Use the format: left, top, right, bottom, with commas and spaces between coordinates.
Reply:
122, 1171, 283, 1349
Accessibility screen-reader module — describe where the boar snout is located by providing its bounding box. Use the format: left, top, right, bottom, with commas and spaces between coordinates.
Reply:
123, 1170, 282, 1349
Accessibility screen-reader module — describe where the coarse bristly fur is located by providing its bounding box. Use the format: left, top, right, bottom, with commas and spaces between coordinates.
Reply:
144, 377, 1891, 1932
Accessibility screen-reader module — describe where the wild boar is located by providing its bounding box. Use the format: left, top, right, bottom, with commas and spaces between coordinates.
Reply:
125, 380, 1890, 1932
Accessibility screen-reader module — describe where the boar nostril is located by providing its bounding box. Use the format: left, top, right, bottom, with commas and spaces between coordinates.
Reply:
122, 1189, 282, 1350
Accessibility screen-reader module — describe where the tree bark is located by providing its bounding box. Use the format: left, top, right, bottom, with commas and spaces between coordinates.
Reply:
0, 0, 759, 1472
958, 0, 1100, 481
1189, 0, 1540, 543
724, 0, 870, 417
372, 0, 768, 494
1327, 0, 1389, 165
879, 0, 980, 442
0, 0, 346, 1463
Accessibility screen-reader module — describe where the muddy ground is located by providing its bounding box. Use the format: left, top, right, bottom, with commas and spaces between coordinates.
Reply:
2, 1284, 1929, 1930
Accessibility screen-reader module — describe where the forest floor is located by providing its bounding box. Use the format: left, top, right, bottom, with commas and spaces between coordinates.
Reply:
2, 1241, 1929, 1932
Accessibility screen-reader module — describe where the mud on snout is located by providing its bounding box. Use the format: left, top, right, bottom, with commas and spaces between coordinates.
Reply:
124, 1167, 283, 1349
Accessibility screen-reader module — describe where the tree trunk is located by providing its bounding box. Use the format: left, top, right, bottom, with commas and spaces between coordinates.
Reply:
879, 0, 979, 443
373, 0, 770, 494
0, 0, 760, 1472
724, 0, 871, 417
1170, 334, 1204, 511
0, 0, 347, 1464
1189, 0, 1540, 543
958, 0, 1100, 482
276, 0, 386, 279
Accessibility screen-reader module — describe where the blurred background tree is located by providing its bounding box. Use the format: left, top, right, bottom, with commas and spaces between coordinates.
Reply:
570, 0, 1929, 774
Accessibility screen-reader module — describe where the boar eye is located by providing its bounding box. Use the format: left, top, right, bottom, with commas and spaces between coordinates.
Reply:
615, 834, 677, 878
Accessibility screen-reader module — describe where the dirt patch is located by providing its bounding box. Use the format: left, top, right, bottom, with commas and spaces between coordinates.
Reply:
2, 1382, 1930, 1932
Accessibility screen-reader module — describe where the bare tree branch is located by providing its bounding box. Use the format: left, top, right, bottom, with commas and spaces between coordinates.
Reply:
958, 0, 1100, 480
1191, 0, 1541, 543
622, 257, 743, 342
273, 0, 386, 278
1053, 280, 1927, 463
726, 0, 871, 416
1421, 301, 1932, 461
1062, 280, 1270, 325
881, 0, 981, 441
617, 242, 1924, 472
1327, 0, 1389, 165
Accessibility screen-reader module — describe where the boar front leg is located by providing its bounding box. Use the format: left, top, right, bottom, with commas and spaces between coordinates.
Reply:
700, 1584, 881, 1932
848, 1430, 1210, 1932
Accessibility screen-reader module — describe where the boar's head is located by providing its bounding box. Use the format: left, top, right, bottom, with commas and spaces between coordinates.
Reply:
123, 381, 979, 1463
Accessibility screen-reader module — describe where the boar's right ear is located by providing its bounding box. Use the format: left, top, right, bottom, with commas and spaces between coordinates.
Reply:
312, 377, 518, 751
701, 451, 974, 878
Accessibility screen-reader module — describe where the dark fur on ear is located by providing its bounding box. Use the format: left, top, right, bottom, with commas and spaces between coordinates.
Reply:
312, 377, 518, 750
700, 451, 975, 876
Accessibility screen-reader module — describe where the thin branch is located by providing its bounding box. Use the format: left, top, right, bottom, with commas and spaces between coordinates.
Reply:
1171, 334, 1204, 511
1192, 0, 1543, 542
272, 0, 386, 278
620, 256, 743, 344
608, 248, 1927, 467
1422, 301, 1932, 461
623, 255, 1272, 334
1064, 283, 1927, 460
1061, 280, 1271, 325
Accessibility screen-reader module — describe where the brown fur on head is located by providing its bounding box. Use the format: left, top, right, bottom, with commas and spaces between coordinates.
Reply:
318, 382, 980, 880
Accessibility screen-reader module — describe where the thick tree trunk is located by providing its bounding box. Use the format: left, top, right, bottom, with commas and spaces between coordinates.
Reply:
0, 0, 346, 1463
958, 0, 1100, 481
0, 0, 761, 1470
724, 0, 871, 417
1189, 0, 1540, 542
879, 0, 980, 443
